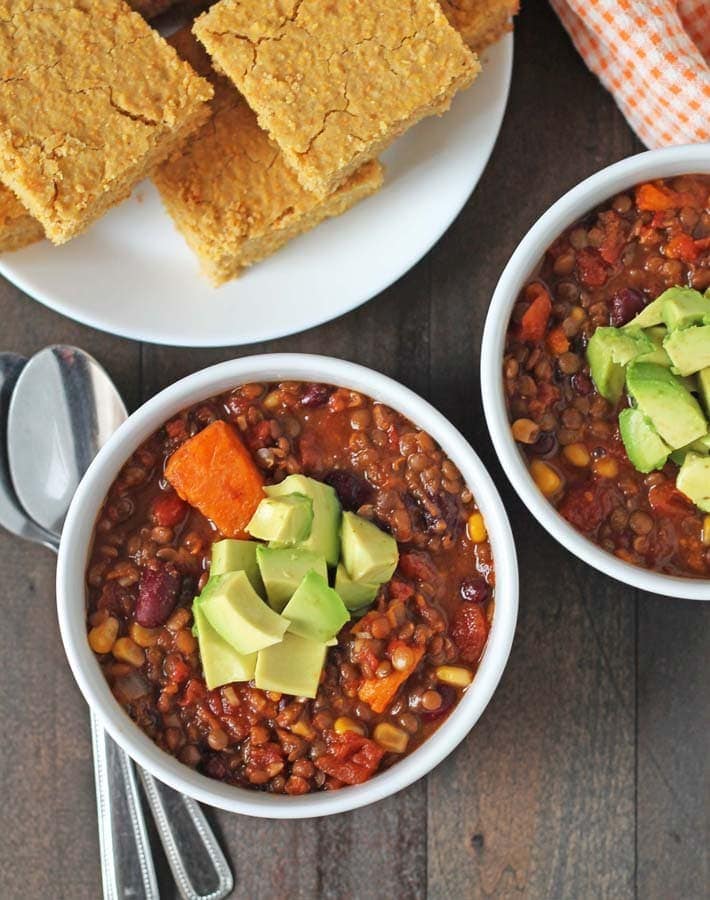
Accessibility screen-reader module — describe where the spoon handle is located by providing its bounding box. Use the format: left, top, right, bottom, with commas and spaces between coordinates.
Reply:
91, 713, 159, 900
139, 769, 234, 900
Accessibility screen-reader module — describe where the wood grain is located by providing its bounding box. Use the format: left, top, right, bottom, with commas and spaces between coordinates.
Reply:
0, 0, 707, 898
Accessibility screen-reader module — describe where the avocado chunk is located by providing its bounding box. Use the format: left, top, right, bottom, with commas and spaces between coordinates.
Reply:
265, 475, 341, 566
623, 294, 665, 329
281, 570, 350, 642
626, 362, 707, 449
200, 570, 288, 655
193, 601, 256, 689
637, 325, 671, 367
663, 325, 710, 377
340, 511, 399, 583
246, 494, 313, 545
256, 545, 328, 612
210, 539, 265, 595
618, 408, 671, 473
698, 367, 710, 416
661, 287, 710, 331
676, 453, 710, 512
670, 433, 710, 466
334, 562, 379, 611
254, 631, 327, 699
586, 327, 653, 403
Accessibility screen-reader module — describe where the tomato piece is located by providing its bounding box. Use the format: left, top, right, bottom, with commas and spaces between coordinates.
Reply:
546, 326, 570, 356
635, 183, 697, 211
450, 603, 489, 664
575, 248, 608, 287
151, 492, 188, 528
664, 232, 698, 263
398, 551, 437, 582
558, 481, 623, 533
648, 481, 694, 518
518, 284, 552, 342
598, 210, 627, 265
388, 579, 415, 602
315, 731, 385, 785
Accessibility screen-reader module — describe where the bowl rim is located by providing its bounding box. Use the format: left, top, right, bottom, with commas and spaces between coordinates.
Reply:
57, 353, 519, 817
481, 143, 710, 601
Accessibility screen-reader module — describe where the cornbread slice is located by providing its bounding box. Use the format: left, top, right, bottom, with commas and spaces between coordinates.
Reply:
153, 29, 383, 285
194, 0, 478, 196
0, 0, 214, 244
0, 184, 43, 252
439, 0, 519, 53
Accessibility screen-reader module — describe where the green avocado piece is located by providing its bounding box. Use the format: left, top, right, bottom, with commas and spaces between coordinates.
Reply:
341, 511, 399, 583
281, 570, 350, 643
193, 600, 256, 689
669, 433, 710, 466
256, 545, 328, 612
265, 475, 341, 566
623, 295, 664, 330
661, 287, 710, 331
626, 362, 707, 450
586, 327, 653, 403
637, 325, 671, 367
254, 631, 327, 699
246, 494, 313, 545
210, 539, 265, 595
200, 570, 288, 655
676, 453, 710, 512
334, 562, 380, 611
618, 408, 671, 473
698, 367, 710, 416
663, 325, 710, 376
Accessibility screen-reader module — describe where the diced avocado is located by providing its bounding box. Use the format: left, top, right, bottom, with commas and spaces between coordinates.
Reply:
193, 601, 256, 689
699, 367, 710, 416
200, 570, 288, 655
626, 362, 707, 449
254, 631, 327, 699
618, 408, 671, 473
670, 433, 710, 466
663, 325, 710, 377
341, 511, 399, 584
265, 475, 341, 566
256, 545, 328, 613
281, 570, 349, 643
586, 327, 653, 403
637, 325, 671, 367
246, 494, 313, 545
210, 539, 265, 595
623, 294, 665, 329
676, 453, 710, 512
661, 287, 710, 331
334, 562, 379, 611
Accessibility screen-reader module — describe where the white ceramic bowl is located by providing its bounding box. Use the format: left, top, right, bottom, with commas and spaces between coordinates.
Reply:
57, 354, 519, 817
481, 144, 710, 601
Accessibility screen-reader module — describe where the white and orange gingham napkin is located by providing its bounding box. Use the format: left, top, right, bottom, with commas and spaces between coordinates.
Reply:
549, 0, 710, 148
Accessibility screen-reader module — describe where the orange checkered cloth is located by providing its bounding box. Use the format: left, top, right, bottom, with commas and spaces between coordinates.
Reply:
549, 0, 710, 147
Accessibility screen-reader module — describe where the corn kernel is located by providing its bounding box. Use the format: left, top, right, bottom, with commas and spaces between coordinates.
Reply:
291, 718, 316, 740
511, 418, 540, 444
563, 443, 591, 467
467, 512, 488, 544
570, 306, 586, 323
593, 457, 618, 479
175, 628, 198, 656
373, 723, 409, 753
436, 665, 473, 688
334, 716, 364, 736
112, 637, 145, 668
530, 460, 562, 497
88, 616, 119, 654
129, 622, 161, 648
702, 515, 710, 546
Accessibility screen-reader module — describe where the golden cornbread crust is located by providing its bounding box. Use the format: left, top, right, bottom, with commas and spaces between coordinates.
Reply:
153, 29, 383, 285
194, 0, 479, 196
0, 184, 43, 252
439, 0, 518, 53
0, 0, 214, 244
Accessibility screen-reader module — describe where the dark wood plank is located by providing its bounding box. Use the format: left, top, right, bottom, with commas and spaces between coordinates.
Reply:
0, 277, 141, 900
426, 2, 640, 896
637, 595, 710, 900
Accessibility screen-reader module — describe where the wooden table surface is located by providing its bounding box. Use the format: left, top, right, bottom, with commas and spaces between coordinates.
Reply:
1, 2, 708, 898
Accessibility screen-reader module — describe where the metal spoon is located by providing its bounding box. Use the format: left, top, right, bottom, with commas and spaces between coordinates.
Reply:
4, 347, 233, 900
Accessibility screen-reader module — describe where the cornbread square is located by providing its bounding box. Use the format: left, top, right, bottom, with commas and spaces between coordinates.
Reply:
439, 0, 519, 53
153, 29, 384, 285
0, 0, 214, 244
194, 0, 478, 196
0, 184, 43, 252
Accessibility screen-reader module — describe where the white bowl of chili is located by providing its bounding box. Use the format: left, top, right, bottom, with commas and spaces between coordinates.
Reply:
481, 144, 710, 601
57, 354, 519, 817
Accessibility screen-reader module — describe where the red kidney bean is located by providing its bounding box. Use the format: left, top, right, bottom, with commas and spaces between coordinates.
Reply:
459, 576, 490, 604
324, 470, 374, 511
609, 288, 645, 326
420, 685, 456, 722
300, 383, 332, 408
135, 563, 180, 627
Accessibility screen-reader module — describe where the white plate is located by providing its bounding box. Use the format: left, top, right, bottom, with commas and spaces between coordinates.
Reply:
0, 35, 512, 347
